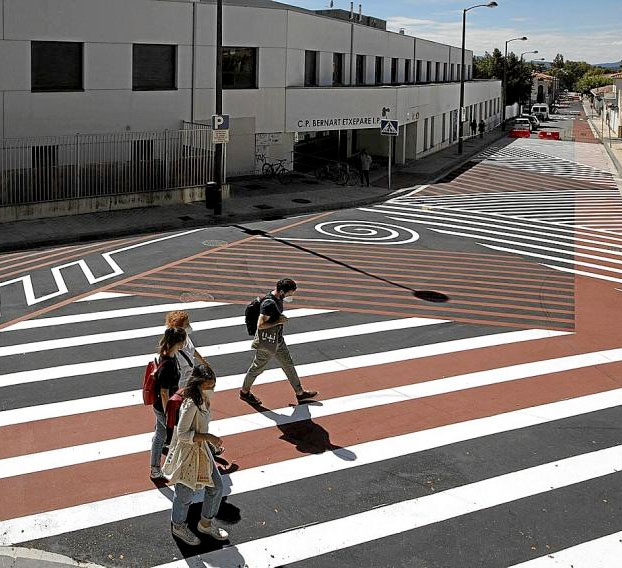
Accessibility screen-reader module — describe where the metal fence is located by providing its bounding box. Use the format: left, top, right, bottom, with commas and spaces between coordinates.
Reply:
0, 125, 215, 206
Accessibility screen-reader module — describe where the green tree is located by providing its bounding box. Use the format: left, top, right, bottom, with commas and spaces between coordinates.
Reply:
576, 73, 613, 94
552, 53, 565, 69
506, 53, 533, 105
473, 48, 504, 79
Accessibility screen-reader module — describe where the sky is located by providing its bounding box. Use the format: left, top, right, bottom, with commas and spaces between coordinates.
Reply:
285, 0, 622, 65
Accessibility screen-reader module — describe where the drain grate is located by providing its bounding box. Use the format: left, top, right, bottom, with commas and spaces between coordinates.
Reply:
253, 204, 274, 210
292, 198, 312, 204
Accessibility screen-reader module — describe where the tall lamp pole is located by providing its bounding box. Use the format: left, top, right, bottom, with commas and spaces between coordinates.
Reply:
502, 36, 528, 128
458, 1, 497, 154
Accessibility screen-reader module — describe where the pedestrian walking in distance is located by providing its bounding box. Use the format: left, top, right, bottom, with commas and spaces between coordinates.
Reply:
165, 310, 212, 388
478, 119, 486, 139
470, 118, 477, 137
163, 365, 228, 546
360, 149, 372, 187
240, 278, 318, 406
150, 327, 186, 480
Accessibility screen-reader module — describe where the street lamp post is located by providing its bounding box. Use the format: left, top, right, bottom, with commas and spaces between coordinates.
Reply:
502, 36, 528, 129
213, 0, 223, 215
458, 1, 497, 154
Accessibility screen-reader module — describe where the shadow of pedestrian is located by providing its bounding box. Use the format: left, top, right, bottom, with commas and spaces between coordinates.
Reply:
253, 401, 357, 461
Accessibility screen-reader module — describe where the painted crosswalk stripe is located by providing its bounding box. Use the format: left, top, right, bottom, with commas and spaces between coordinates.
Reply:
2, 347, 621, 479
75, 292, 132, 302
0, 327, 566, 391
0, 301, 227, 332
0, 308, 337, 357
1, 389, 621, 545
508, 530, 622, 567
156, 444, 622, 567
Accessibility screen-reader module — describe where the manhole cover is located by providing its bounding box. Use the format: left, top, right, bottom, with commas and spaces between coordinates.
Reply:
292, 198, 312, 204
245, 184, 266, 190
180, 291, 216, 303
202, 240, 228, 247
178, 216, 194, 221
302, 180, 320, 185
253, 204, 274, 210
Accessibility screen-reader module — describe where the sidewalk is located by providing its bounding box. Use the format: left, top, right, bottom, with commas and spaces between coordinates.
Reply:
0, 547, 104, 568
582, 100, 622, 177
0, 127, 506, 253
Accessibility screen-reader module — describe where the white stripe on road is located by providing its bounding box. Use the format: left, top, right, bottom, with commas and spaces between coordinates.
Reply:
0, 302, 226, 332
0, 327, 566, 402
155, 444, 622, 568
2, 347, 620, 479
0, 308, 337, 357
75, 292, 132, 302
508, 531, 622, 567
1, 389, 621, 546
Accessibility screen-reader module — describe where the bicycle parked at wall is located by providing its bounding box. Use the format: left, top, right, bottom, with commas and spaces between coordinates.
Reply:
314, 160, 359, 186
256, 155, 293, 185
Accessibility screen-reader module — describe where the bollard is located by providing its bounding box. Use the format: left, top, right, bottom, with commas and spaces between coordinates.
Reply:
205, 181, 222, 215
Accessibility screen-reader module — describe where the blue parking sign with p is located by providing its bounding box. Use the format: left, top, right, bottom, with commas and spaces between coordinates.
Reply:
212, 114, 230, 130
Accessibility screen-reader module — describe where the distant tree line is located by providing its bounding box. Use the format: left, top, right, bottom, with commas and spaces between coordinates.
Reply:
474, 49, 617, 103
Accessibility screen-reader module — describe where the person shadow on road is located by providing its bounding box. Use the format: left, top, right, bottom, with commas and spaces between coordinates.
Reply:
253, 401, 357, 461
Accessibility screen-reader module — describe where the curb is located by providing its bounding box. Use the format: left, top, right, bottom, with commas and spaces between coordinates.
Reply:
0, 547, 104, 568
0, 131, 507, 254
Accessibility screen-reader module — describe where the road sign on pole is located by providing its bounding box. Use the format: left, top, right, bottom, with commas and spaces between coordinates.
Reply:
380, 119, 399, 137
211, 114, 230, 130
212, 129, 230, 144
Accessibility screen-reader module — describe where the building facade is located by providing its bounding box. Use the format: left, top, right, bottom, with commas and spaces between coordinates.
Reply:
531, 72, 559, 108
0, 0, 502, 181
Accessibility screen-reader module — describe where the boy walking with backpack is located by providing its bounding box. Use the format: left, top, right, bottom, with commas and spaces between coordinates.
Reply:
241, 278, 317, 406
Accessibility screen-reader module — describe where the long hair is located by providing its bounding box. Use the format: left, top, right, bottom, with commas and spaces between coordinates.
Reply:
183, 365, 217, 409
158, 327, 186, 356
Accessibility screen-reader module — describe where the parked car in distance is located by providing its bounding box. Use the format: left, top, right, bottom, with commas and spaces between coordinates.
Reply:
521, 114, 540, 130
513, 117, 533, 132
531, 104, 550, 121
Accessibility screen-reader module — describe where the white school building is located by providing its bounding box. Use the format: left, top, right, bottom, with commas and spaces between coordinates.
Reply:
0, 0, 502, 211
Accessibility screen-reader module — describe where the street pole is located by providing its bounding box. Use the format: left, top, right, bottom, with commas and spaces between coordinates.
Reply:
458, 8, 467, 154
213, 0, 223, 215
388, 136, 392, 190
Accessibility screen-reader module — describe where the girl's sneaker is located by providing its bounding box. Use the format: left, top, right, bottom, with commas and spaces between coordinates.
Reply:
172, 522, 201, 546
197, 520, 229, 540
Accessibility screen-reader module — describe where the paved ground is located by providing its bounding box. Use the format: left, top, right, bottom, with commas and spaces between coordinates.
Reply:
2, 103, 622, 567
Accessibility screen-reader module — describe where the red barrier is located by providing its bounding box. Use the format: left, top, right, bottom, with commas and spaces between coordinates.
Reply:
509, 129, 531, 138
538, 130, 560, 140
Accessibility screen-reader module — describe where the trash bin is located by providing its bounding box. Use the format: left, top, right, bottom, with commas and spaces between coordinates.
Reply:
205, 182, 222, 215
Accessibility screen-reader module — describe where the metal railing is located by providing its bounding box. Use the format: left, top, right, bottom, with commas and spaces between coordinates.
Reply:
0, 126, 215, 206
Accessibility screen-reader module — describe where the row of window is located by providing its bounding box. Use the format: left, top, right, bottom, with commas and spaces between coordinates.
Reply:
31, 41, 257, 92
30, 41, 475, 93
305, 51, 472, 87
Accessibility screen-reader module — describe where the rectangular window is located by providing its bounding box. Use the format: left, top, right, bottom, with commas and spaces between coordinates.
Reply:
457, 64, 461, 81
468, 65, 471, 80
430, 116, 435, 147
333, 52, 344, 85
435, 62, 440, 82
426, 61, 432, 82
415, 60, 422, 83
375, 56, 384, 84
391, 58, 398, 84
132, 44, 176, 91
31, 41, 83, 92
442, 113, 446, 142
443, 62, 448, 82
405, 59, 411, 83
423, 118, 429, 150
356, 54, 366, 85
305, 50, 318, 87
223, 47, 257, 89
450, 63, 455, 81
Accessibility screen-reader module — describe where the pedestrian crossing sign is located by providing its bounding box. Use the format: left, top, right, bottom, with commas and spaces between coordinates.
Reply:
380, 119, 399, 136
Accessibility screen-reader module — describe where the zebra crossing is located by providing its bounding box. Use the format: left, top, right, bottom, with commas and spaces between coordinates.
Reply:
1, 288, 622, 567
473, 140, 619, 188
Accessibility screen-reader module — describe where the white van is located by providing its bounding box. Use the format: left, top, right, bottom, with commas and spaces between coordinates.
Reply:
531, 104, 550, 121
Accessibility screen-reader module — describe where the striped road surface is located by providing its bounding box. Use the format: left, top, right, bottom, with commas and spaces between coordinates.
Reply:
1, 273, 622, 567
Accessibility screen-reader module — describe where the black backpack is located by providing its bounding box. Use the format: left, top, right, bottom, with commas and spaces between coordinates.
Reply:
244, 295, 268, 336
